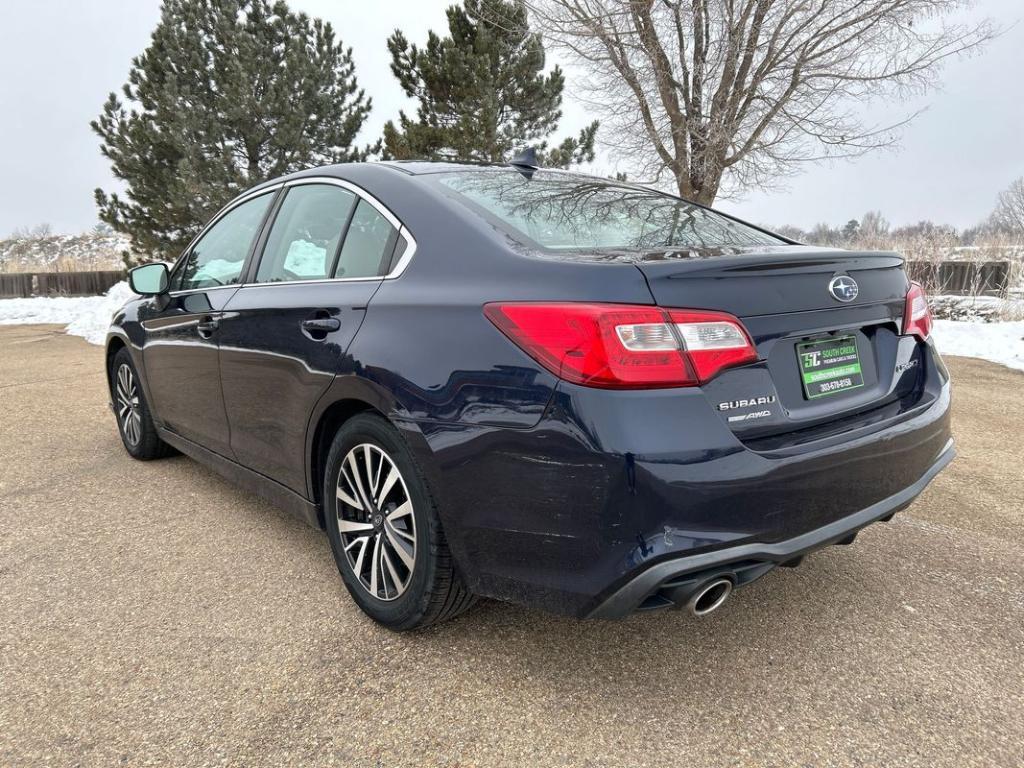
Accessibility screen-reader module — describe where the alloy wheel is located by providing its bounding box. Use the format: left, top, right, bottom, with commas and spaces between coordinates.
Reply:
336, 443, 417, 601
115, 363, 142, 446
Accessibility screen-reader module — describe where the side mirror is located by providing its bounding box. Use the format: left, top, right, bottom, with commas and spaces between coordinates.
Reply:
128, 263, 170, 296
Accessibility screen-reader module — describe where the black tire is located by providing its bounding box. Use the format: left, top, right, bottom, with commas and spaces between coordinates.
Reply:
323, 413, 477, 630
110, 348, 172, 461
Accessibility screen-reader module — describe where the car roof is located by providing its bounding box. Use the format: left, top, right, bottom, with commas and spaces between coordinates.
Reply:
250, 160, 654, 198
302, 159, 625, 180
265, 160, 514, 182
259, 158, 660, 193
376, 160, 512, 175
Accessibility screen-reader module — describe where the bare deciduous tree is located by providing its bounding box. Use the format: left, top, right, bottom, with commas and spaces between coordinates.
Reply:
857, 210, 891, 249
526, 0, 995, 203
990, 177, 1024, 235
10, 223, 53, 239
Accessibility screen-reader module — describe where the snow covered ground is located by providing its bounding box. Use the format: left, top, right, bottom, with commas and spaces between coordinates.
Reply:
931, 320, 1024, 372
0, 281, 136, 345
1, 282, 1023, 372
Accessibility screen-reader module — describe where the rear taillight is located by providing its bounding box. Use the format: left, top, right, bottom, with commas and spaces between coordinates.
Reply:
483, 302, 757, 389
902, 282, 932, 340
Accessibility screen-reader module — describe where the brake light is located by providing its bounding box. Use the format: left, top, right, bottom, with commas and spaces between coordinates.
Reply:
902, 282, 932, 340
483, 302, 757, 389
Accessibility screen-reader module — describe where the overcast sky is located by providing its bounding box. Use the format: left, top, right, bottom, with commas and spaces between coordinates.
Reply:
0, 0, 1021, 236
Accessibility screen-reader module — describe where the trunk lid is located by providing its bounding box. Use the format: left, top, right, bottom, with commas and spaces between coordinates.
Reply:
628, 246, 925, 444
627, 245, 907, 316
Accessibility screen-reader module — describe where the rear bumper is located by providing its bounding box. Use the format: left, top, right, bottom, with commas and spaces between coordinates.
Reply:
587, 438, 954, 618
414, 353, 953, 619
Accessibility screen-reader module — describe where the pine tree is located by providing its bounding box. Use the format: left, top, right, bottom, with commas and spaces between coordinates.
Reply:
92, 0, 376, 261
843, 219, 861, 242
383, 0, 597, 168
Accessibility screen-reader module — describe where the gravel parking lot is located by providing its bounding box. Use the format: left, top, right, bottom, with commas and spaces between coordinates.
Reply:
1, 324, 1022, 767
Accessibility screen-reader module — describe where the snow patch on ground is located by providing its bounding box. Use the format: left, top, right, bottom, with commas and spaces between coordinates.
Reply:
931, 320, 1024, 372
1, 285, 1023, 373
0, 281, 136, 345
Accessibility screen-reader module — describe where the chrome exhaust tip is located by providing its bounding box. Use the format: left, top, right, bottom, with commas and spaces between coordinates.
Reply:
687, 577, 733, 617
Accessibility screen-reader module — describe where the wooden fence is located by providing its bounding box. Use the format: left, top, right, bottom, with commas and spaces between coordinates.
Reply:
905, 260, 1011, 296
0, 270, 126, 299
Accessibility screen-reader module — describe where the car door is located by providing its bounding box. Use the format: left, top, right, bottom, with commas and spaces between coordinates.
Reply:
141, 189, 278, 457
217, 179, 403, 494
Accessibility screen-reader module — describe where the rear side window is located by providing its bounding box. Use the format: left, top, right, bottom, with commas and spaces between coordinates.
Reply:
334, 200, 398, 279
434, 170, 783, 251
256, 184, 357, 283
177, 192, 274, 290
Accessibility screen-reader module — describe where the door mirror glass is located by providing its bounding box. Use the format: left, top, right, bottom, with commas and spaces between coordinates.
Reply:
129, 263, 170, 295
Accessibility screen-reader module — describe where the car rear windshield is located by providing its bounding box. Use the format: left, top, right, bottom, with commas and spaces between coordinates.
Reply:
434, 170, 783, 251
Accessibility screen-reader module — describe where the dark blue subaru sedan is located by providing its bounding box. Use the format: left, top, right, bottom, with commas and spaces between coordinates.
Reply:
106, 160, 953, 630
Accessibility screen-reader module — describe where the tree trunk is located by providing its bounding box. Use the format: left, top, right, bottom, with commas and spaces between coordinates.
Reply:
676, 170, 718, 206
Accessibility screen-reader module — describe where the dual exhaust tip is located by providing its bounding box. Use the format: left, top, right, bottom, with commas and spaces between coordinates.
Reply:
685, 577, 733, 617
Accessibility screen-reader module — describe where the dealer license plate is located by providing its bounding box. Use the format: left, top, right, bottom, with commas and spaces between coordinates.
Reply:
796, 335, 864, 399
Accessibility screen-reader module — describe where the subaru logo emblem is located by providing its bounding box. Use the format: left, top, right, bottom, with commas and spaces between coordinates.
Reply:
829, 275, 859, 303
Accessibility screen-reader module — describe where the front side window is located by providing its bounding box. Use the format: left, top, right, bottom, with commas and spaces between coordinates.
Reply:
256, 184, 358, 283
177, 192, 275, 291
434, 170, 784, 251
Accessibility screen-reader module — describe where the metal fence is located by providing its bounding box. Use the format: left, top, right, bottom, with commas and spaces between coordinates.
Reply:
0, 270, 126, 298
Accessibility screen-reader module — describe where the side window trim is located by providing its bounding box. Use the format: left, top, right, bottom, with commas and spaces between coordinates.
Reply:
330, 198, 396, 280
248, 183, 362, 285
169, 175, 418, 292
242, 188, 290, 285
388, 227, 416, 277
244, 176, 416, 285
167, 184, 283, 296
327, 197, 360, 279
235, 188, 283, 285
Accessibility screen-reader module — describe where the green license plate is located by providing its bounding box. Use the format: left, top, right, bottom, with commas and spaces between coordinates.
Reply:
797, 335, 864, 399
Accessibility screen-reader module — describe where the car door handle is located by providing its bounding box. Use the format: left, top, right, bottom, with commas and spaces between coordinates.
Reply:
196, 316, 219, 338
301, 317, 341, 333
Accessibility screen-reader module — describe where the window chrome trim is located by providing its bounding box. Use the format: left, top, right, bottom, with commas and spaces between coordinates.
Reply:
188, 183, 284, 252
167, 284, 244, 297
167, 174, 418, 296
389, 227, 416, 278
238, 277, 380, 288
283, 177, 400, 227
234, 227, 418, 288
167, 184, 284, 297
279, 176, 417, 281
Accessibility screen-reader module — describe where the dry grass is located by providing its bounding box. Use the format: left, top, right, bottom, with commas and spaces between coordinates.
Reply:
0, 232, 130, 274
